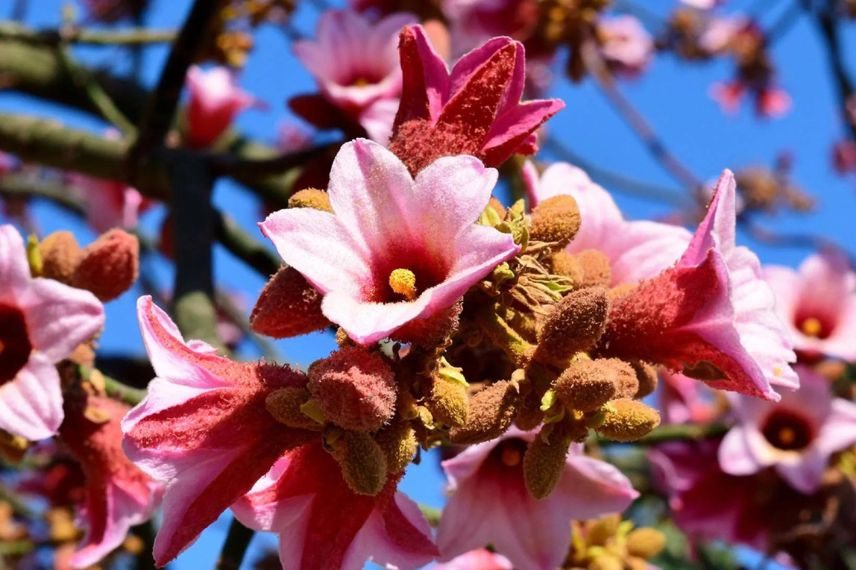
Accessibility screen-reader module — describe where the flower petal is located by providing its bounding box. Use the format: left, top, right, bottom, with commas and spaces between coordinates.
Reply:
0, 224, 32, 300
0, 354, 63, 440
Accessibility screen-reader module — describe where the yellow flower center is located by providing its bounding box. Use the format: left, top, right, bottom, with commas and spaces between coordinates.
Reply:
800, 317, 823, 338
388, 268, 418, 301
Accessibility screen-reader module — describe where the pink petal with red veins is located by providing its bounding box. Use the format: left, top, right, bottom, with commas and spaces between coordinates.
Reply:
0, 355, 63, 440
232, 443, 436, 570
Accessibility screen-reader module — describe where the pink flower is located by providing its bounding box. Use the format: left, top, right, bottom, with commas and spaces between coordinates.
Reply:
681, 0, 725, 8
600, 170, 797, 400
597, 16, 654, 76
442, 0, 540, 56
389, 26, 564, 173
711, 81, 791, 119
764, 251, 856, 361
231, 441, 437, 570
59, 394, 162, 568
122, 296, 315, 565
68, 173, 148, 233
522, 160, 692, 285
260, 138, 519, 345
698, 16, 748, 54
434, 548, 513, 570
185, 66, 256, 148
436, 429, 638, 570
0, 224, 103, 440
295, 10, 414, 121
719, 365, 856, 494
832, 140, 856, 174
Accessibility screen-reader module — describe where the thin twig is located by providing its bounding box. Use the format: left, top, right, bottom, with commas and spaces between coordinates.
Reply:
807, 4, 856, 140
216, 517, 255, 570
0, 22, 175, 45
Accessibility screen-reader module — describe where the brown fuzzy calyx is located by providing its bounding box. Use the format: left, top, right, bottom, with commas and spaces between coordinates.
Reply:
250, 266, 329, 338
288, 188, 332, 212
530, 195, 581, 248
554, 359, 619, 412
534, 287, 610, 368
330, 430, 388, 496
391, 301, 461, 348
573, 249, 612, 288
72, 229, 139, 301
596, 399, 660, 442
308, 347, 397, 432
449, 380, 520, 444
630, 361, 658, 398
39, 231, 83, 284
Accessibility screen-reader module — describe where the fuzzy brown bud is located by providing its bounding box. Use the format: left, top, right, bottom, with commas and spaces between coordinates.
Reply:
330, 431, 388, 496
250, 266, 329, 338
73, 229, 139, 301
39, 231, 83, 283
550, 250, 583, 281
425, 373, 469, 428
308, 347, 397, 432
534, 287, 610, 367
523, 422, 573, 499
626, 527, 666, 559
530, 195, 581, 248
630, 361, 658, 398
597, 399, 661, 442
287, 188, 332, 212
573, 249, 612, 288
554, 359, 618, 412
265, 387, 320, 430
375, 420, 418, 474
449, 381, 519, 444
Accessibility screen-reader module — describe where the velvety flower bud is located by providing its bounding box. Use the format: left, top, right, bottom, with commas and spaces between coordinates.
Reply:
529, 195, 581, 248
523, 422, 573, 499
374, 420, 418, 474
73, 229, 139, 301
287, 188, 332, 212
308, 347, 397, 432
626, 527, 666, 559
264, 387, 321, 430
38, 231, 83, 284
608, 359, 639, 399
449, 380, 520, 444
629, 361, 658, 398
535, 287, 610, 367
549, 250, 583, 282
554, 359, 618, 412
330, 430, 388, 496
425, 368, 469, 428
250, 266, 329, 338
596, 399, 660, 442
573, 249, 612, 288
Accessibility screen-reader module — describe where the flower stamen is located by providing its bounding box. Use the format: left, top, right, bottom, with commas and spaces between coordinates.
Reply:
800, 316, 823, 338
389, 268, 418, 301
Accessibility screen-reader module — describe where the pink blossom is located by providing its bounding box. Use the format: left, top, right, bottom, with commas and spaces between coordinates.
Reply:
698, 16, 748, 54
522, 160, 692, 285
122, 296, 315, 565
231, 441, 437, 570
434, 548, 513, 570
436, 429, 638, 570
185, 66, 256, 148
0, 224, 103, 440
442, 0, 540, 56
764, 251, 856, 361
260, 138, 519, 345
59, 394, 162, 568
600, 170, 797, 400
68, 173, 148, 233
711, 81, 791, 119
294, 10, 414, 143
597, 16, 654, 76
831, 140, 856, 174
389, 26, 564, 173
681, 0, 725, 8
719, 365, 856, 494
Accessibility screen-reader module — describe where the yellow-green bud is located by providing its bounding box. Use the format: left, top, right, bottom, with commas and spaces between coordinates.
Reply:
530, 195, 581, 248
523, 423, 573, 499
626, 527, 667, 559
330, 431, 388, 496
597, 399, 661, 442
425, 370, 469, 428
375, 420, 418, 474
265, 387, 321, 430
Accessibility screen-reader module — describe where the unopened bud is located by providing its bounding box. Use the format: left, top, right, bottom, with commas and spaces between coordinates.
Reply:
626, 527, 666, 559
265, 387, 321, 430
250, 266, 328, 338
630, 361, 658, 398
597, 399, 660, 442
73, 229, 139, 301
523, 422, 573, 499
554, 359, 618, 412
288, 188, 332, 212
586, 514, 621, 546
330, 431, 388, 496
590, 555, 624, 570
425, 367, 469, 428
449, 380, 520, 444
530, 195, 580, 248
39, 231, 83, 283
535, 287, 609, 367
573, 249, 612, 288
375, 420, 417, 474
308, 347, 397, 432
550, 250, 583, 281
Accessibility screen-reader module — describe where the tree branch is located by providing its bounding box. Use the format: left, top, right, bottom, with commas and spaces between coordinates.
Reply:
216, 517, 255, 570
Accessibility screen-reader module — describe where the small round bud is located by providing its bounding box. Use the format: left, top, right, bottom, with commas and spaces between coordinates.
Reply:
265, 387, 320, 430
597, 399, 661, 442
554, 359, 618, 412
535, 287, 610, 368
425, 373, 469, 428
550, 250, 583, 282
573, 249, 612, 288
530, 195, 581, 248
287, 188, 332, 212
73, 229, 139, 301
250, 266, 328, 338
630, 361, 658, 398
608, 359, 639, 399
308, 347, 397, 432
523, 423, 573, 499
330, 431, 388, 496
449, 381, 520, 444
626, 527, 667, 559
39, 231, 83, 284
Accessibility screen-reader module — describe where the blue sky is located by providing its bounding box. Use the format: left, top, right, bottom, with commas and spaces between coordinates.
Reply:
2, 0, 853, 567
